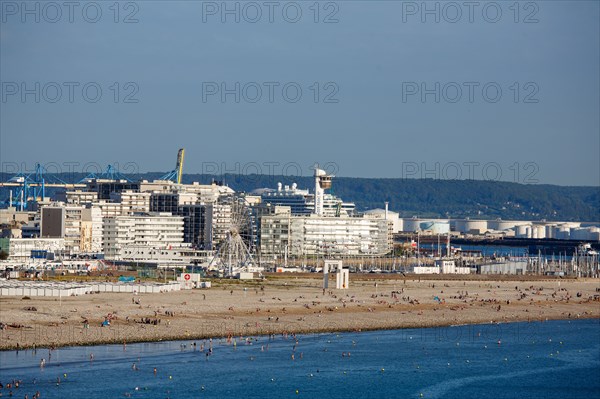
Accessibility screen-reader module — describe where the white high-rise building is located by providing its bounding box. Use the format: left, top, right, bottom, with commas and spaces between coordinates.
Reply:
103, 213, 184, 260
260, 207, 392, 258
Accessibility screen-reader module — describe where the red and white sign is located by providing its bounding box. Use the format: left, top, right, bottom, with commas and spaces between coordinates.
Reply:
184, 273, 191, 281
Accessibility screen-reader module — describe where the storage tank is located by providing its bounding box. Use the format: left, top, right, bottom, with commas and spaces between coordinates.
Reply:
402, 218, 422, 232
418, 221, 450, 234
545, 225, 557, 239
489, 219, 515, 231
463, 220, 488, 234
515, 224, 531, 238
395, 217, 404, 232
432, 222, 450, 234
532, 225, 546, 239
570, 228, 597, 241
556, 226, 570, 239
454, 219, 468, 233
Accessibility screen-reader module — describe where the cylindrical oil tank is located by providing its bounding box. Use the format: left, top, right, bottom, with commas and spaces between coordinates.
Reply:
463, 220, 488, 234
489, 219, 513, 231
402, 218, 422, 232
454, 219, 468, 233
430, 222, 450, 234
515, 225, 530, 237
395, 218, 404, 232
535, 225, 546, 239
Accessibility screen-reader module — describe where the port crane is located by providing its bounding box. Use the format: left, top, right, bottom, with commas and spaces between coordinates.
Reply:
160, 148, 185, 184
1, 150, 182, 209
0, 164, 131, 210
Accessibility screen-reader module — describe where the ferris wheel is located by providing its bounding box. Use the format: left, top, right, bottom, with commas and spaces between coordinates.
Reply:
208, 194, 258, 276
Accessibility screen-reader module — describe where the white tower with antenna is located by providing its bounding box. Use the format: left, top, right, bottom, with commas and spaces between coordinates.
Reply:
314, 165, 333, 216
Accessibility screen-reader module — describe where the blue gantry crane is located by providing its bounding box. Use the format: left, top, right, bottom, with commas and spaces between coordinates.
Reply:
0, 163, 72, 209
1, 163, 133, 210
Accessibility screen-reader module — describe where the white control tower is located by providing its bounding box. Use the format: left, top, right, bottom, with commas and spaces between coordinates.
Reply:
314, 165, 333, 216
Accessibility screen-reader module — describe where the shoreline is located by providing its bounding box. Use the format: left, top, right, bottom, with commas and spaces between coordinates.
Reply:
2, 276, 599, 351
1, 314, 599, 352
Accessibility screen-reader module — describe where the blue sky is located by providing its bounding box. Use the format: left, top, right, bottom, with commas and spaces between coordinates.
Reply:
1, 1, 599, 186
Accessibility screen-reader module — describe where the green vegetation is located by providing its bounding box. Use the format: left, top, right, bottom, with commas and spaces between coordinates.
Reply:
186, 174, 599, 222
1, 173, 598, 222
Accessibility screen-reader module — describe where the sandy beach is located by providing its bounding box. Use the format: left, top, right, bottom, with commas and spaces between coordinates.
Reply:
1, 275, 599, 350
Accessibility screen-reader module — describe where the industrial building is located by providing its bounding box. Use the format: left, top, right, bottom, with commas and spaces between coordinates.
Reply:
396, 217, 600, 241
363, 205, 402, 232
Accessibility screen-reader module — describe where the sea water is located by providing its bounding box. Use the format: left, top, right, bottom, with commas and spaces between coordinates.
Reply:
1, 319, 599, 399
